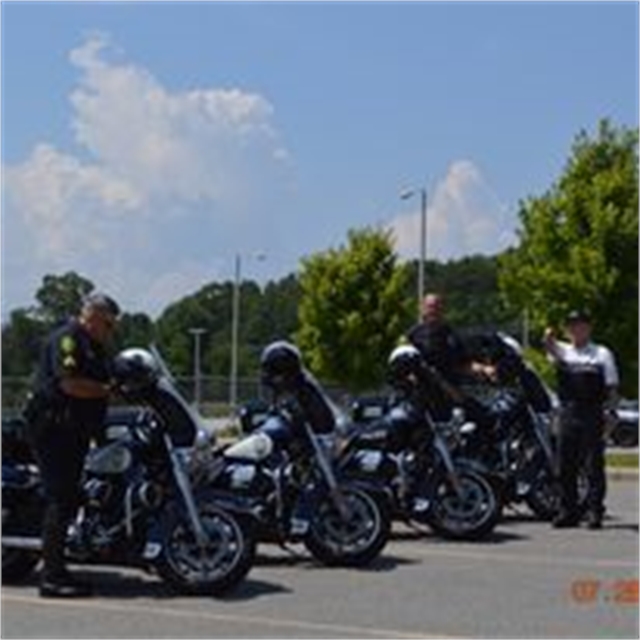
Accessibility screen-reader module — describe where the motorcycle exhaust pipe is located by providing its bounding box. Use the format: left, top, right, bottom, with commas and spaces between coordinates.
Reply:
2, 536, 43, 551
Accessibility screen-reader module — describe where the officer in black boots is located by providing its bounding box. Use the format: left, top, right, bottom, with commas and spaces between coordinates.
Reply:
545, 310, 619, 529
26, 293, 120, 597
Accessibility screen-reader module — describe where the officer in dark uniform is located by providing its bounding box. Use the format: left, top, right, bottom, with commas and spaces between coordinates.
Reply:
27, 293, 120, 597
405, 293, 496, 421
545, 310, 619, 529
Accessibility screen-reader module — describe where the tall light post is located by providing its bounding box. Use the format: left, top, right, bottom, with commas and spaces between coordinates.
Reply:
400, 186, 427, 320
229, 252, 266, 415
188, 327, 207, 411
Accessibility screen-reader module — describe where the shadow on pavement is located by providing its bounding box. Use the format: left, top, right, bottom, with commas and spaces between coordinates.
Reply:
253, 550, 419, 573
390, 526, 530, 545
4, 566, 291, 602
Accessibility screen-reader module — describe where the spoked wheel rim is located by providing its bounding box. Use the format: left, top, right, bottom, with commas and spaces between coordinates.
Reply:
434, 474, 495, 534
312, 489, 381, 555
165, 507, 245, 585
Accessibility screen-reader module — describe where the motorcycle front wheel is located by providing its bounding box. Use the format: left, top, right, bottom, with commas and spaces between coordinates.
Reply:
429, 469, 501, 541
524, 465, 559, 520
304, 487, 390, 567
156, 502, 255, 596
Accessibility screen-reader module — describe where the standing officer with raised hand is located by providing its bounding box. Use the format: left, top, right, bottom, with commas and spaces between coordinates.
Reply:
544, 309, 619, 529
26, 292, 121, 597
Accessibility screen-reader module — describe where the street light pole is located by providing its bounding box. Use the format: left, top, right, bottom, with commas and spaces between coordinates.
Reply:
188, 327, 207, 411
229, 252, 266, 415
401, 186, 427, 321
230, 253, 241, 414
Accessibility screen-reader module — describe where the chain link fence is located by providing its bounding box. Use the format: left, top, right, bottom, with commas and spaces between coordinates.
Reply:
1, 375, 364, 418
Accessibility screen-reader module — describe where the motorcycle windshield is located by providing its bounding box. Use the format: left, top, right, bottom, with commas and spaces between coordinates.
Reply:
296, 368, 347, 436
145, 380, 198, 447
496, 333, 553, 412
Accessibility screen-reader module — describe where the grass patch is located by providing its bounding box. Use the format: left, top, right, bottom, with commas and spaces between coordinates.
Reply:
606, 451, 638, 469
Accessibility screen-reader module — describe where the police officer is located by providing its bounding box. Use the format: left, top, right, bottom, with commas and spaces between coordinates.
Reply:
405, 293, 496, 421
545, 309, 619, 529
27, 293, 120, 596
407, 294, 496, 384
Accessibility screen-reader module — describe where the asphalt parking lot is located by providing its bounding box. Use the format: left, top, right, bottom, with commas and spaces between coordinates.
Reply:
2, 478, 637, 639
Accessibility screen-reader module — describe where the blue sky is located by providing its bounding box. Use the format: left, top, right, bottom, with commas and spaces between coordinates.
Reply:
2, 1, 638, 319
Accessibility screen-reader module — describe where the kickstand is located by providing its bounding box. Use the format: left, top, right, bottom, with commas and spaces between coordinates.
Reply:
402, 517, 431, 537
277, 539, 305, 561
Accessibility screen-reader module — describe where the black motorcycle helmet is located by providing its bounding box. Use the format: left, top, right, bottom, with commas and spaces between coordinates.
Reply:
387, 344, 426, 391
112, 348, 160, 391
260, 341, 304, 392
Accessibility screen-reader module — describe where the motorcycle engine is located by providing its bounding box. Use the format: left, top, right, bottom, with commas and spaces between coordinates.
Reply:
85, 442, 133, 475
84, 477, 113, 508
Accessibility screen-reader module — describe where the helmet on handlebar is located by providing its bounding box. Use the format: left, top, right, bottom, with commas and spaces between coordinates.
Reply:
260, 341, 304, 392
387, 344, 426, 390
112, 348, 160, 391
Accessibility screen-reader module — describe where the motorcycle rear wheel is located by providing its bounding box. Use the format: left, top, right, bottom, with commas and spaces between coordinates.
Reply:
156, 502, 255, 596
2, 492, 42, 583
304, 487, 390, 567
524, 466, 559, 520
525, 466, 590, 521
2, 548, 40, 583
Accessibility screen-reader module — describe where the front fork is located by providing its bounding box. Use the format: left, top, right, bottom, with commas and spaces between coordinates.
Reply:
304, 425, 352, 520
166, 434, 209, 548
433, 434, 465, 498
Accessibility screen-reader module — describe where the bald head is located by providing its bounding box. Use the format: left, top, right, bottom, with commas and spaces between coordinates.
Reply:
422, 294, 444, 324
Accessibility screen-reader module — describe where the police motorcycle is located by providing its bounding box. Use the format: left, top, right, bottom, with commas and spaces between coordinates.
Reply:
339, 345, 502, 541
201, 341, 391, 567
2, 348, 255, 595
439, 332, 584, 521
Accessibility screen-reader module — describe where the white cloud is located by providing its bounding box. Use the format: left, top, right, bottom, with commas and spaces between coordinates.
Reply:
2, 33, 290, 317
388, 160, 515, 261
67, 33, 279, 205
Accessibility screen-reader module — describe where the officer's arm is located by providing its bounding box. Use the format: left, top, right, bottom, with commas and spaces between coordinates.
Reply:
60, 377, 111, 399
601, 347, 620, 411
543, 328, 565, 362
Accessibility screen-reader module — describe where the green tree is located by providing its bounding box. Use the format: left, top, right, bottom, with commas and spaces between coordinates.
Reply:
116, 312, 155, 351
1, 309, 45, 377
35, 271, 95, 324
153, 275, 301, 379
499, 119, 639, 396
296, 227, 413, 391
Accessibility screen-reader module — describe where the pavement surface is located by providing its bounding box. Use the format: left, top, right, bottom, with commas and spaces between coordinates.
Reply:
2, 481, 638, 639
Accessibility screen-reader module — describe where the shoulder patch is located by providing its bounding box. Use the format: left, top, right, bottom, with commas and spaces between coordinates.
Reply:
60, 335, 76, 354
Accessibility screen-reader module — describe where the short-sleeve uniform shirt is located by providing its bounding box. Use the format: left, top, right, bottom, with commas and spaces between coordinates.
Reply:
549, 341, 619, 407
36, 319, 111, 430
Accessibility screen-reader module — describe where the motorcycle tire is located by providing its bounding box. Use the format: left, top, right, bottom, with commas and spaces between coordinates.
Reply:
429, 469, 501, 541
524, 465, 559, 521
611, 424, 638, 448
2, 486, 42, 583
156, 502, 255, 596
304, 487, 390, 567
525, 465, 590, 521
2, 548, 40, 583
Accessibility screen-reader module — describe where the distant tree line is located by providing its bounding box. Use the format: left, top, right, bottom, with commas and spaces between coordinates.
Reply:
1, 252, 510, 382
